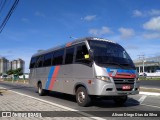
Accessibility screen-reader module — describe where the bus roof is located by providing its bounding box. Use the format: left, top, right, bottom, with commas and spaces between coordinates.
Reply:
32, 37, 117, 57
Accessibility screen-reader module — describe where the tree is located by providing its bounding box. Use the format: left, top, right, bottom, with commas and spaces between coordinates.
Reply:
14, 68, 23, 76
7, 68, 23, 76
6, 69, 13, 75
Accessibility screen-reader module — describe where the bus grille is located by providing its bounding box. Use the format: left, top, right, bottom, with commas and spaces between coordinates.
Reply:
113, 78, 135, 91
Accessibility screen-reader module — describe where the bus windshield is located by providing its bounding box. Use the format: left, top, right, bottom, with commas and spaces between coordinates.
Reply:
88, 40, 135, 69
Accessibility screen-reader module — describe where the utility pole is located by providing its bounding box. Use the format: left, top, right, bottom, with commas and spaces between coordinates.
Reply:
138, 55, 145, 73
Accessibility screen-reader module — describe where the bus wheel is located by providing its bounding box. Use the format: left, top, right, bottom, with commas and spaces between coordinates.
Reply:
76, 87, 91, 107
113, 95, 128, 105
38, 83, 46, 96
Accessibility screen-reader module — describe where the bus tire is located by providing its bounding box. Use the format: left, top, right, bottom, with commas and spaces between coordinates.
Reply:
38, 82, 46, 96
113, 95, 128, 105
76, 87, 91, 107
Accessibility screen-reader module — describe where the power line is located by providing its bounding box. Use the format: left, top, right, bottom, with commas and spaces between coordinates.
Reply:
0, 0, 4, 8
0, 0, 7, 15
0, 0, 19, 33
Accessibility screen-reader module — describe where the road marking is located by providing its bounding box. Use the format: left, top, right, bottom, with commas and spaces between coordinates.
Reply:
138, 95, 147, 104
141, 103, 160, 109
140, 87, 160, 90
140, 92, 160, 96
0, 86, 106, 120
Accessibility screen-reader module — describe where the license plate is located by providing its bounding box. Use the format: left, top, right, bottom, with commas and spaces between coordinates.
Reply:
122, 85, 131, 90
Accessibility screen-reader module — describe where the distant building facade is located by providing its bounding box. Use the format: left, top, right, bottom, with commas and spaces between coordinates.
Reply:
10, 58, 25, 73
134, 56, 160, 73
0, 57, 9, 74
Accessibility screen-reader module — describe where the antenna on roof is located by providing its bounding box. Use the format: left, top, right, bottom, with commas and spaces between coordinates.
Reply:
69, 36, 77, 39
37, 50, 44, 53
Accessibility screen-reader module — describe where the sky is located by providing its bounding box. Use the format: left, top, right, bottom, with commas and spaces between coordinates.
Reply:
0, 0, 160, 72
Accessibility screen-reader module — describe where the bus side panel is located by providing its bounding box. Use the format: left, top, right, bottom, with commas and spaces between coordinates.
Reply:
71, 64, 94, 95
30, 66, 62, 92
59, 64, 74, 94
43, 66, 62, 92
34, 67, 48, 89
29, 69, 36, 87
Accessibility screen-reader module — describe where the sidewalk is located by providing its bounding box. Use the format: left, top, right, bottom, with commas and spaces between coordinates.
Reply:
0, 87, 91, 120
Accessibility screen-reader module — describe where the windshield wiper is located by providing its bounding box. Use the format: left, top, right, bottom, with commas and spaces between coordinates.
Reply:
101, 62, 124, 68
121, 63, 136, 69
121, 63, 130, 66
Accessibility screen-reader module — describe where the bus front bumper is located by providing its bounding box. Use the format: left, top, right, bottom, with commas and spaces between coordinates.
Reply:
89, 81, 140, 96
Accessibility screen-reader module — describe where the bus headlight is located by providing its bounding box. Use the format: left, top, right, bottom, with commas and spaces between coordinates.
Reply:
96, 76, 111, 82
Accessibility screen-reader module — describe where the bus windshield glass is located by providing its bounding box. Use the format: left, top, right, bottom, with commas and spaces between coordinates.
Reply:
88, 40, 135, 69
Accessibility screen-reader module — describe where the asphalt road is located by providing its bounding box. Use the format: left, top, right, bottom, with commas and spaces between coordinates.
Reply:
0, 81, 160, 120
140, 80, 160, 89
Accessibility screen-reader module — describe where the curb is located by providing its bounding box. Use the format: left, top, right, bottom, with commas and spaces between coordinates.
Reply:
139, 91, 160, 96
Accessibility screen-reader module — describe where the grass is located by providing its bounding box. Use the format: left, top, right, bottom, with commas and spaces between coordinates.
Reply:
139, 77, 160, 80
2, 78, 29, 83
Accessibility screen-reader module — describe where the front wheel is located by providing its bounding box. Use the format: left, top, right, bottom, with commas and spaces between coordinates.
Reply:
76, 87, 91, 107
113, 95, 128, 105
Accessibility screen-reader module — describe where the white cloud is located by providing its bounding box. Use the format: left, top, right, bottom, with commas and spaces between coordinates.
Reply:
143, 32, 160, 39
143, 16, 160, 31
133, 9, 160, 17
21, 18, 29, 23
133, 10, 143, 17
35, 11, 45, 17
149, 9, 160, 16
118, 27, 135, 39
83, 15, 96, 21
125, 45, 139, 50
89, 26, 112, 36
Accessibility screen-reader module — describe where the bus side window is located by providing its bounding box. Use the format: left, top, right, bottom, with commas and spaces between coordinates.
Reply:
75, 44, 90, 64
30, 57, 37, 68
37, 56, 44, 68
43, 53, 52, 67
65, 47, 74, 64
52, 49, 64, 66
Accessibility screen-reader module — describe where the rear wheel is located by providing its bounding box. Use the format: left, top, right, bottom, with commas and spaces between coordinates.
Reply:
113, 95, 128, 105
76, 87, 91, 107
38, 83, 47, 96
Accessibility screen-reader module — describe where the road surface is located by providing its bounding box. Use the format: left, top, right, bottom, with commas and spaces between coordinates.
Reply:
0, 81, 160, 120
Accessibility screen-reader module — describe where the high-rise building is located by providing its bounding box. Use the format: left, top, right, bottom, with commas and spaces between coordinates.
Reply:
0, 57, 9, 73
10, 58, 25, 73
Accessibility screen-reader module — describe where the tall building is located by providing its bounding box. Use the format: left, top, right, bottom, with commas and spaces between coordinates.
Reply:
10, 58, 25, 73
0, 57, 9, 73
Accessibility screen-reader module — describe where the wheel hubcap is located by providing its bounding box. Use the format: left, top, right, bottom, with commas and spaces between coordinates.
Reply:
78, 91, 85, 103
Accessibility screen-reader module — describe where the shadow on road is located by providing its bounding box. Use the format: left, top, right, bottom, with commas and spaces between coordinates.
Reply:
47, 91, 140, 108
48, 91, 76, 102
